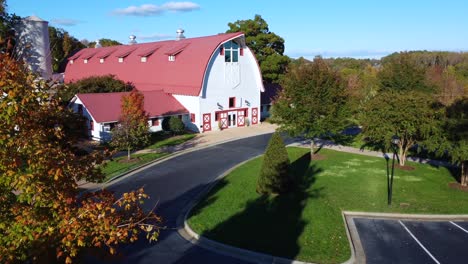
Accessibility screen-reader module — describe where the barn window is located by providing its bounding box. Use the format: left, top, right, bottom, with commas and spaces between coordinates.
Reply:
190, 113, 195, 122
229, 97, 235, 108
70, 60, 74, 64
100, 58, 104, 63
168, 55, 176, 62
141, 56, 147, 63
84, 59, 88, 64
118, 57, 124, 63
224, 41, 239, 63
152, 118, 159, 126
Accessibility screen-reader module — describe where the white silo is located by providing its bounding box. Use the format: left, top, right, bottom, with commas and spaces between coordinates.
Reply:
15, 15, 52, 80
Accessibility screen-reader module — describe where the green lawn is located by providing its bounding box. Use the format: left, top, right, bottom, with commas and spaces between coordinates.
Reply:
101, 152, 168, 181
100, 132, 196, 181
187, 147, 468, 264
147, 133, 196, 149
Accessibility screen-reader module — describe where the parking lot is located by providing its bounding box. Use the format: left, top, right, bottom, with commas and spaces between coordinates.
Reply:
353, 218, 468, 264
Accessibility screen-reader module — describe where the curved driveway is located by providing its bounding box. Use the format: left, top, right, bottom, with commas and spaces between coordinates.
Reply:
91, 133, 273, 264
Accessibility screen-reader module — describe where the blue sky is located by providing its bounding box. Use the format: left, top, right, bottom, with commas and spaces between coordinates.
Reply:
7, 0, 468, 59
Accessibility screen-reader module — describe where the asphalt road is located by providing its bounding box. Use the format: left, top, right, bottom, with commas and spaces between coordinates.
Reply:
354, 218, 468, 264
86, 133, 273, 264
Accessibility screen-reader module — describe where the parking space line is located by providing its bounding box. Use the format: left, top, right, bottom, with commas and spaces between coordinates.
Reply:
450, 221, 468, 234
398, 220, 440, 264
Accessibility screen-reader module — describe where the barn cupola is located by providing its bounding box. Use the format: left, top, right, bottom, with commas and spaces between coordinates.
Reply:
176, 28, 185, 41
129, 35, 137, 45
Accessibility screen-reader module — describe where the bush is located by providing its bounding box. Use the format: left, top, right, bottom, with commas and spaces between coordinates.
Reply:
257, 132, 292, 194
168, 116, 185, 135
57, 75, 134, 103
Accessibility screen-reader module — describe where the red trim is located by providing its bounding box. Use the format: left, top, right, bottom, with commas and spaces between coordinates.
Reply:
229, 97, 236, 108
190, 113, 195, 122
251, 107, 258, 125
202, 113, 211, 132
240, 47, 244, 56
237, 110, 245, 127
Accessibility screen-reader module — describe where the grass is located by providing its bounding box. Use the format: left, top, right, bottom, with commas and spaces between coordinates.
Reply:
101, 152, 168, 181
100, 132, 196, 181
147, 133, 196, 149
187, 147, 468, 264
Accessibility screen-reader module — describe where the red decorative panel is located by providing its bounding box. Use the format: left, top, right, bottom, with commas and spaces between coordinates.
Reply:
203, 113, 211, 132
251, 107, 258, 125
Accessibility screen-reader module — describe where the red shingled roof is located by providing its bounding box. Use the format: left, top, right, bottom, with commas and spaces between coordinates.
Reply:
75, 91, 189, 123
65, 32, 244, 96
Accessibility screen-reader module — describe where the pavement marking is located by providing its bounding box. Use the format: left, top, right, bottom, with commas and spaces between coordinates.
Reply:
450, 221, 468, 234
398, 220, 440, 264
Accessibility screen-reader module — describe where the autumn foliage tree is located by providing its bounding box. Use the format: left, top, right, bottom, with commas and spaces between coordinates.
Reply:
0, 54, 161, 263
111, 90, 150, 160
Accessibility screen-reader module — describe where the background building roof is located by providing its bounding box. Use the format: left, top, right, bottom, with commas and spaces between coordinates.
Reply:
76, 91, 189, 123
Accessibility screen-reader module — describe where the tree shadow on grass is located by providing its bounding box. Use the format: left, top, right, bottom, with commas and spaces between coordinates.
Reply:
200, 152, 323, 260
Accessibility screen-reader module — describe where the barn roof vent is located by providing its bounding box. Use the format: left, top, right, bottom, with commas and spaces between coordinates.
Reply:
176, 28, 185, 41
129, 35, 137, 45
95, 39, 102, 48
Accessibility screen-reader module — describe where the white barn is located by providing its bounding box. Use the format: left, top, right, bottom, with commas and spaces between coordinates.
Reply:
65, 31, 264, 140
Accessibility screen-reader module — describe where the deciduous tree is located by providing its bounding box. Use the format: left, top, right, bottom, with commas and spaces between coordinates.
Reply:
227, 14, 290, 83
360, 90, 445, 166
271, 57, 350, 157
0, 54, 161, 263
57, 74, 134, 103
111, 90, 150, 160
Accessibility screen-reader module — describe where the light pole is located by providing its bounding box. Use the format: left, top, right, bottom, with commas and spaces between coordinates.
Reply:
388, 136, 400, 206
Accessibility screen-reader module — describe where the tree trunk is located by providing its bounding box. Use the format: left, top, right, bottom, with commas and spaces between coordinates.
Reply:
461, 161, 467, 187
310, 139, 315, 160
127, 147, 131, 160
398, 144, 406, 166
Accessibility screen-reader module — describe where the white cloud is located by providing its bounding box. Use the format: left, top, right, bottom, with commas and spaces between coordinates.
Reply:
113, 2, 200, 16
161, 2, 200, 12
50, 18, 82, 26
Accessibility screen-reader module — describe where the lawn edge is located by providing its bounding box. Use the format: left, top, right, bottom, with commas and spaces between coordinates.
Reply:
179, 154, 354, 264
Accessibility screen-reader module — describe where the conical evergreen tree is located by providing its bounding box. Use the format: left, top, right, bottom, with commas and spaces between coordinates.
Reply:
257, 132, 291, 194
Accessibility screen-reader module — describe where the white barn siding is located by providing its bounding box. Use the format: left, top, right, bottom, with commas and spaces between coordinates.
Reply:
70, 97, 103, 140
172, 94, 200, 132
199, 45, 262, 131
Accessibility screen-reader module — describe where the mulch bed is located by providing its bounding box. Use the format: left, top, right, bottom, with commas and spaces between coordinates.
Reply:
395, 164, 415, 171
448, 182, 468, 192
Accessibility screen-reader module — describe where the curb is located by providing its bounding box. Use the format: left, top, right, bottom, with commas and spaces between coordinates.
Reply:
178, 156, 319, 264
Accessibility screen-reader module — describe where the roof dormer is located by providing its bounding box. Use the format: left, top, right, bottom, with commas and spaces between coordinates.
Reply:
115, 46, 137, 63
97, 48, 117, 63
164, 42, 190, 62
137, 45, 161, 63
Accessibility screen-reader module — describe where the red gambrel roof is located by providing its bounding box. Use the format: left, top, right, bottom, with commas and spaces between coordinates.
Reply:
97, 47, 117, 59
65, 32, 244, 96
76, 91, 189, 123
